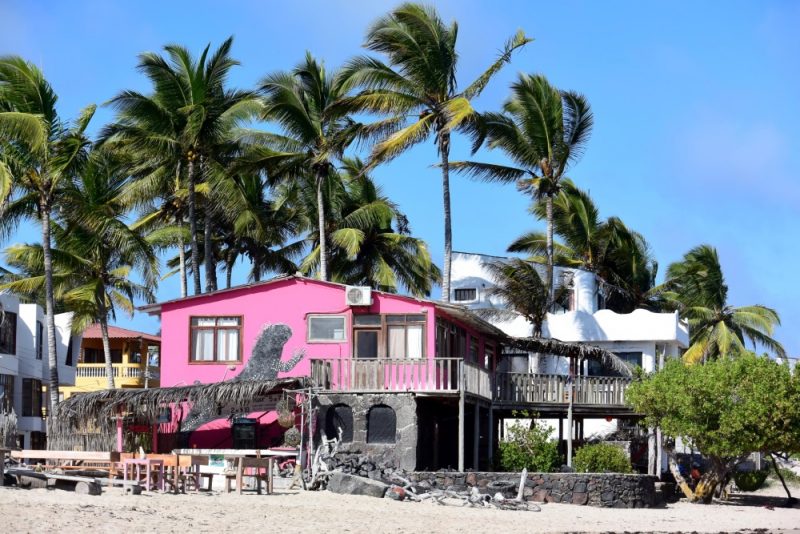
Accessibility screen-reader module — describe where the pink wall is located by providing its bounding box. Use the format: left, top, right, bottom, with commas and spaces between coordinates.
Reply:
158, 278, 455, 386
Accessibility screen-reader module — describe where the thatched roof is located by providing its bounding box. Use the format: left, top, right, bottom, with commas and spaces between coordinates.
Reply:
48, 377, 305, 451
508, 337, 633, 377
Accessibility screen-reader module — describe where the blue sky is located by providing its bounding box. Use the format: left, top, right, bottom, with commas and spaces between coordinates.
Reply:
2, 1, 799, 357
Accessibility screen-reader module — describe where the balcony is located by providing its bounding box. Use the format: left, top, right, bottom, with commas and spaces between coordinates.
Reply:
75, 363, 159, 382
495, 373, 632, 408
310, 357, 492, 400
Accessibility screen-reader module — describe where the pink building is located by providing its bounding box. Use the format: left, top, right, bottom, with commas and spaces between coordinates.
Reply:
141, 275, 504, 470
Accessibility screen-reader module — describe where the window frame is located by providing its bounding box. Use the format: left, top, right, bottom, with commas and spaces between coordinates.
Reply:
0, 374, 15, 413
350, 313, 427, 359
453, 287, 477, 302
0, 311, 17, 355
21, 378, 42, 418
188, 315, 244, 364
306, 314, 348, 343
36, 320, 43, 360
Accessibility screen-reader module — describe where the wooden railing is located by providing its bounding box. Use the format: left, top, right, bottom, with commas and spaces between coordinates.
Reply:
76, 363, 150, 379
495, 373, 631, 406
310, 357, 492, 400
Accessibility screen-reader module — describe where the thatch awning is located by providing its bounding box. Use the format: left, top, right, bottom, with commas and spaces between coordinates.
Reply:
48, 377, 306, 451
508, 337, 633, 377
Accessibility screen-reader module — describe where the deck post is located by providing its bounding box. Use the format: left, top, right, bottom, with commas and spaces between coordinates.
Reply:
472, 404, 479, 470
648, 426, 656, 475
487, 407, 494, 466
656, 427, 663, 476
566, 382, 573, 468
458, 361, 465, 472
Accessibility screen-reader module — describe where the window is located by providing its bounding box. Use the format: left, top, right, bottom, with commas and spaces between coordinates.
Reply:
324, 403, 353, 442
0, 312, 17, 355
385, 315, 425, 359
307, 315, 346, 342
36, 320, 43, 360
22, 378, 42, 417
367, 404, 396, 444
65, 336, 73, 366
588, 351, 642, 377
454, 288, 477, 302
484, 342, 495, 369
190, 317, 242, 362
82, 348, 123, 364
469, 337, 479, 364
0, 374, 14, 412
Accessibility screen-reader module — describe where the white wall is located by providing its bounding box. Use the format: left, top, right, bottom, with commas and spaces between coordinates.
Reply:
0, 292, 78, 447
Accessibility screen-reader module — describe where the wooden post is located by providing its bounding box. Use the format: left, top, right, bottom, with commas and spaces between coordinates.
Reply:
472, 404, 479, 470
656, 428, 663, 476
151, 424, 158, 454
648, 426, 656, 476
566, 379, 573, 468
116, 416, 124, 453
458, 361, 465, 472
0, 448, 6, 487
487, 407, 494, 466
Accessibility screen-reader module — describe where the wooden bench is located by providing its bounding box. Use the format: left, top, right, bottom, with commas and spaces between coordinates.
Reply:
10, 450, 120, 472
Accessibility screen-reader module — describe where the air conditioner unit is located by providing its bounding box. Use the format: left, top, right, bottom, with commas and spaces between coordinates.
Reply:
345, 286, 372, 306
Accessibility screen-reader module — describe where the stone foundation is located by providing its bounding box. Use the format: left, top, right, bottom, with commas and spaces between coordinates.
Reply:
316, 393, 417, 472
407, 471, 657, 508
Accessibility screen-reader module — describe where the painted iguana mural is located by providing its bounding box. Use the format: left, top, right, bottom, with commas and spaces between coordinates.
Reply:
179, 324, 304, 443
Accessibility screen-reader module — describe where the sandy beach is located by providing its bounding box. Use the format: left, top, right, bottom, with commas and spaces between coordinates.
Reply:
1, 480, 798, 534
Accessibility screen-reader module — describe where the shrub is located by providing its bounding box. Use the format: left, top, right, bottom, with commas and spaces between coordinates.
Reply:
498, 420, 561, 472
733, 470, 768, 492
573, 443, 632, 473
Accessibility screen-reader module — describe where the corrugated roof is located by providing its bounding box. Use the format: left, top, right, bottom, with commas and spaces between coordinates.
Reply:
82, 323, 160, 343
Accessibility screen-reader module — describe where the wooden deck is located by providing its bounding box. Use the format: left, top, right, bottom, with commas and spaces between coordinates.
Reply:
310, 357, 492, 400
494, 373, 634, 414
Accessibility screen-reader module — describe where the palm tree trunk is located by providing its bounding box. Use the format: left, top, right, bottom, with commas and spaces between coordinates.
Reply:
187, 157, 202, 295
178, 226, 187, 298
226, 260, 233, 289
440, 130, 453, 303
204, 209, 217, 292
201, 157, 217, 292
40, 200, 61, 413
98, 308, 115, 390
175, 163, 187, 299
316, 169, 329, 281
545, 194, 555, 309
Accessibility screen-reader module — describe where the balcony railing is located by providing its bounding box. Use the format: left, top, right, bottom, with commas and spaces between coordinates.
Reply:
495, 373, 631, 406
75, 363, 157, 379
310, 357, 492, 400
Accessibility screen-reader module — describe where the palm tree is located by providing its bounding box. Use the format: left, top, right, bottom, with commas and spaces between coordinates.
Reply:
484, 259, 556, 337
508, 180, 658, 312
208, 172, 305, 285
661, 245, 785, 363
1, 154, 158, 388
103, 36, 258, 294
296, 157, 441, 296
0, 56, 94, 409
451, 74, 593, 308
341, 3, 531, 301
252, 52, 379, 282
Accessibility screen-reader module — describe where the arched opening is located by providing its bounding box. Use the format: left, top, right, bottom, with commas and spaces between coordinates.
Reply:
324, 403, 353, 442
367, 404, 396, 444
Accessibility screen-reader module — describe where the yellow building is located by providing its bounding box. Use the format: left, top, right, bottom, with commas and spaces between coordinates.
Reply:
61, 324, 160, 398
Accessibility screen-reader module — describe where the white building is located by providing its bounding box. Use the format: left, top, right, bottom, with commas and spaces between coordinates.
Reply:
450, 251, 689, 446
0, 292, 79, 448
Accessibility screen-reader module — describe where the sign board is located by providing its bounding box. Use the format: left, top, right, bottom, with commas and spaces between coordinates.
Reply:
217, 393, 282, 418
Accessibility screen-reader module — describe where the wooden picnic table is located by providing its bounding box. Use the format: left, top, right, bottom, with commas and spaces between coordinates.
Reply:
223, 455, 274, 495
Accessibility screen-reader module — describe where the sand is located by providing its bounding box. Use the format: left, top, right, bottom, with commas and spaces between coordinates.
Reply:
1, 480, 798, 533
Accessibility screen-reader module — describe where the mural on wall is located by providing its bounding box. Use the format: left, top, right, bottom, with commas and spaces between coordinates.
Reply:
179, 323, 304, 445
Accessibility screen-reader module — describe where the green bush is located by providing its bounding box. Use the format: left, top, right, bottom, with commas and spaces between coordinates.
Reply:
734, 470, 768, 492
573, 443, 632, 473
498, 420, 562, 472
